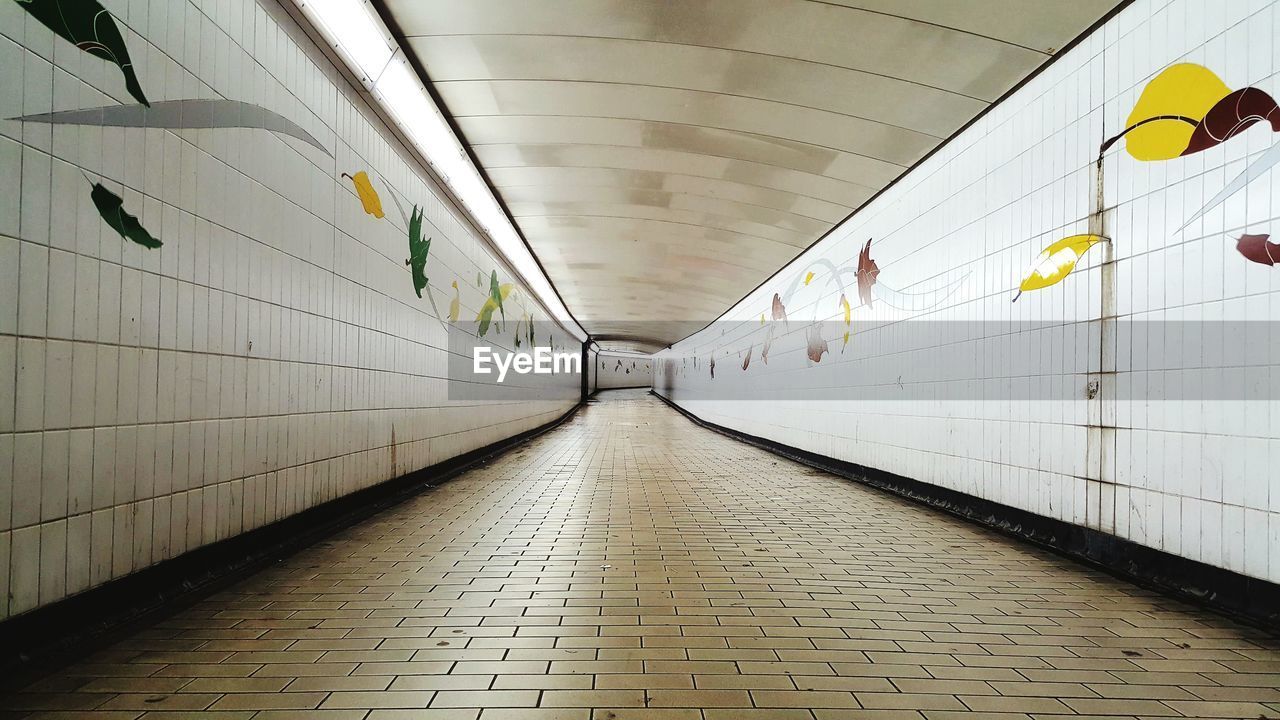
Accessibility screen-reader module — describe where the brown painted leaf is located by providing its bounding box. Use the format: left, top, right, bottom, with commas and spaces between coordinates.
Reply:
857, 238, 880, 308
742, 345, 752, 371
1183, 87, 1280, 155
771, 293, 787, 322
806, 324, 828, 363
709, 355, 716, 379
1236, 233, 1279, 266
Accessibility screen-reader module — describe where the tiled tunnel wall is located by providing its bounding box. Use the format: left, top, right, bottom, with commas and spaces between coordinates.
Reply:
596, 353, 654, 390
657, 0, 1280, 584
0, 0, 581, 619
588, 346, 599, 395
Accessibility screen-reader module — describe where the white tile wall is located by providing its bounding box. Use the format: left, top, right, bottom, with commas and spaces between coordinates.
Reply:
0, 0, 579, 619
657, 0, 1280, 584
596, 353, 654, 390
587, 347, 599, 394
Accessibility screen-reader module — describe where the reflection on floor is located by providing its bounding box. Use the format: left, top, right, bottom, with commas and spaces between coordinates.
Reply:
4, 389, 1279, 719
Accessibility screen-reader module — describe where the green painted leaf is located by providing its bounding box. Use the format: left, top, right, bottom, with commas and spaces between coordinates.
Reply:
488, 270, 505, 321
90, 182, 161, 248
477, 301, 496, 337
16, 0, 150, 107
407, 205, 430, 298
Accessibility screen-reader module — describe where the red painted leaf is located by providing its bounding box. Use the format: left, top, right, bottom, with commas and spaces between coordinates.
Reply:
1182, 87, 1280, 155
1236, 233, 1279, 266
806, 324, 828, 363
857, 238, 880, 308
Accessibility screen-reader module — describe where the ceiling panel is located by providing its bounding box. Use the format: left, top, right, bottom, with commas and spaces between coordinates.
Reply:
381, 0, 1119, 346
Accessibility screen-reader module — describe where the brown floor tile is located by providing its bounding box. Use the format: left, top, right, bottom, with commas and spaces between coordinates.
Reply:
3, 390, 1278, 718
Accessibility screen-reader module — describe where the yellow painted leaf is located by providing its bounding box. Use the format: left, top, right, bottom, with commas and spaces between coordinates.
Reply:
804, 271, 815, 285
839, 294, 851, 324
344, 171, 385, 218
1018, 234, 1106, 296
474, 283, 516, 336
1123, 64, 1231, 161
448, 280, 460, 323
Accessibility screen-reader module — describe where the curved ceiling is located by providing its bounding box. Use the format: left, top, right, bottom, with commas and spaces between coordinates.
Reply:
379, 0, 1120, 350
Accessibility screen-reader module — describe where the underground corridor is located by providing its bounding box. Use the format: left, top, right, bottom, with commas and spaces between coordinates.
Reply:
3, 0, 1280, 716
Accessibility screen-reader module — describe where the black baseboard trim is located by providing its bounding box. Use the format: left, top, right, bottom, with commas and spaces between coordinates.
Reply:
0, 402, 583, 688
651, 391, 1280, 633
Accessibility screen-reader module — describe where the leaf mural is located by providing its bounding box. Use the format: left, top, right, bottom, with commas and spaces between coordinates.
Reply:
476, 272, 482, 287
1101, 64, 1280, 161
1098, 63, 1280, 234
477, 301, 495, 337
804, 271, 815, 285
839, 293, 852, 351
1182, 139, 1280, 233
742, 344, 752, 371
1183, 87, 1280, 154
1013, 234, 1106, 301
406, 206, 431, 298
856, 239, 879, 308
771, 293, 788, 323
14, 100, 330, 155
761, 333, 772, 364
709, 355, 715, 379
475, 283, 514, 337
806, 324, 828, 363
343, 171, 384, 219
1102, 64, 1232, 161
1236, 233, 1279, 266
90, 183, 161, 248
488, 270, 506, 323
448, 280, 460, 323
17, 0, 150, 107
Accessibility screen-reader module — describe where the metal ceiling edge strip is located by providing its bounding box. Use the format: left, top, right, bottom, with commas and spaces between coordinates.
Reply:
663, 0, 1135, 350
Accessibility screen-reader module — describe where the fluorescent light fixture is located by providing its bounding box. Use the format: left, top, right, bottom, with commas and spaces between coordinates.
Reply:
297, 0, 393, 86
293, 0, 586, 341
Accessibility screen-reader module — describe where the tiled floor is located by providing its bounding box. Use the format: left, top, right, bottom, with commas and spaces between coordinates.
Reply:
3, 389, 1279, 719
